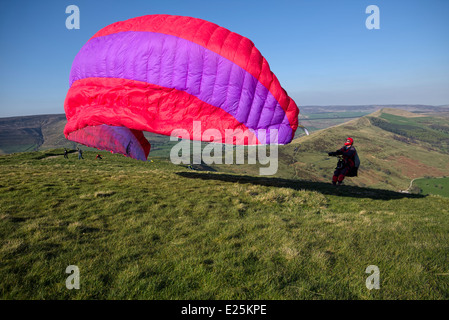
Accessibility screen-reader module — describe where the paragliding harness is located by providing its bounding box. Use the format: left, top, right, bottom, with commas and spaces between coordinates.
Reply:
335, 155, 345, 170
346, 149, 360, 177
329, 148, 360, 177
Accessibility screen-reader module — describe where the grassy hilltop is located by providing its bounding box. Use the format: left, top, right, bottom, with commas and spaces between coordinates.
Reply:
1, 149, 449, 299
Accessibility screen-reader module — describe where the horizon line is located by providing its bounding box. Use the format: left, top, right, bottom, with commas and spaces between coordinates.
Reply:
1, 103, 448, 119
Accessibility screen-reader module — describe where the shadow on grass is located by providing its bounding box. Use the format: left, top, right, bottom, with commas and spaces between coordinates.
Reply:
176, 171, 425, 200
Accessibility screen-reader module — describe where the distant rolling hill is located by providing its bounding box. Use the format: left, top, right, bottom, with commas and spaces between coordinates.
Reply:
0, 114, 74, 154
1, 106, 448, 194
1, 105, 448, 155
0, 114, 173, 155
286, 108, 449, 191
212, 108, 449, 192
299, 104, 449, 114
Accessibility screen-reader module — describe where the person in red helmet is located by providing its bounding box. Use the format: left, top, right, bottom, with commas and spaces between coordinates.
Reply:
328, 137, 359, 186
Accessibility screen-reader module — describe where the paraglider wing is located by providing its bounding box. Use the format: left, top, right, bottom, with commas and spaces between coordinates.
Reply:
64, 14, 299, 160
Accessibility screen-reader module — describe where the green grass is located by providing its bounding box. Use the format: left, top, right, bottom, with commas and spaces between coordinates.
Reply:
414, 177, 449, 198
372, 113, 449, 153
1, 149, 449, 299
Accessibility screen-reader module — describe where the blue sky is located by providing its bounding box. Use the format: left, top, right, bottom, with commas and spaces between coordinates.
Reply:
0, 0, 448, 117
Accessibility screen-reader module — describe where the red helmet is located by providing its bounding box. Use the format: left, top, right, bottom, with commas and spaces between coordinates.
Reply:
345, 137, 354, 146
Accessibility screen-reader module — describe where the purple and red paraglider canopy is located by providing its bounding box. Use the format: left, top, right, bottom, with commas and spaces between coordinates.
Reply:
64, 14, 299, 160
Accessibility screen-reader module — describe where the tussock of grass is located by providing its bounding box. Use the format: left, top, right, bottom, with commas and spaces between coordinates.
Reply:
94, 191, 116, 198
1, 149, 449, 299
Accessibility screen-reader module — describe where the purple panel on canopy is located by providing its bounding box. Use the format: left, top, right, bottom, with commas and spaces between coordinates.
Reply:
69, 31, 292, 144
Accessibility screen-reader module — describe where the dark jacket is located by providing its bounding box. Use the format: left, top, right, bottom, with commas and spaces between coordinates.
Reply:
330, 145, 357, 168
